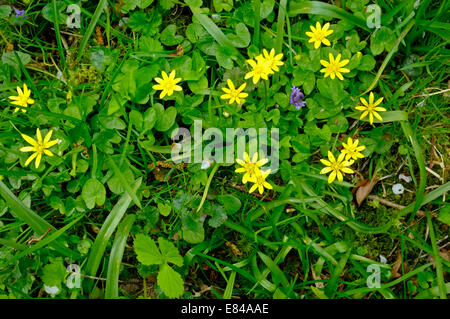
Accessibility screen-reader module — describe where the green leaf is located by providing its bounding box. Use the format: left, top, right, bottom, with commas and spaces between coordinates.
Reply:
217, 195, 241, 214
207, 205, 227, 228
134, 233, 164, 265
157, 263, 184, 298
2, 51, 31, 74
370, 27, 396, 56
42, 257, 66, 288
161, 24, 184, 46
357, 54, 376, 71
437, 205, 450, 225
227, 23, 251, 48
81, 178, 106, 209
0, 5, 12, 18
155, 106, 177, 132
158, 203, 172, 216
158, 237, 183, 266
121, 0, 154, 12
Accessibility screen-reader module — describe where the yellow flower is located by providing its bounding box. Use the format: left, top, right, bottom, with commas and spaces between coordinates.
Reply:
220, 79, 248, 105
152, 70, 182, 98
320, 151, 354, 184
20, 128, 58, 168
8, 83, 35, 113
244, 58, 271, 84
356, 92, 386, 125
320, 53, 350, 80
249, 169, 273, 195
235, 152, 268, 184
341, 137, 365, 161
306, 22, 334, 49
256, 48, 284, 73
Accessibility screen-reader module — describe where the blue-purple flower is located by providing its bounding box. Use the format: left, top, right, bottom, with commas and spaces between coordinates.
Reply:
290, 86, 306, 109
13, 7, 25, 18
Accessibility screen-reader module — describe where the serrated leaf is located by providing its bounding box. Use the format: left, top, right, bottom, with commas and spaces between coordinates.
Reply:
158, 237, 183, 266
157, 263, 184, 298
134, 234, 164, 265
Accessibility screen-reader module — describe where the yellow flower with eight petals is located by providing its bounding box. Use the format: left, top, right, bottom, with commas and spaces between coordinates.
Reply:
341, 137, 366, 161
320, 53, 350, 80
256, 48, 284, 73
20, 128, 59, 168
235, 152, 268, 184
244, 58, 271, 84
248, 169, 273, 195
306, 22, 334, 49
320, 151, 354, 184
8, 83, 35, 113
356, 92, 386, 125
220, 79, 248, 105
152, 70, 182, 98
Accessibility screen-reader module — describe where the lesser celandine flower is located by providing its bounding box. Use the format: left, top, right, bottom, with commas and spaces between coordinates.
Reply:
20, 128, 58, 168
356, 92, 386, 125
341, 137, 365, 161
244, 58, 271, 84
152, 70, 182, 98
220, 79, 248, 105
306, 22, 334, 49
256, 48, 284, 73
320, 53, 350, 80
8, 83, 34, 113
249, 169, 273, 195
320, 151, 354, 184
235, 152, 268, 184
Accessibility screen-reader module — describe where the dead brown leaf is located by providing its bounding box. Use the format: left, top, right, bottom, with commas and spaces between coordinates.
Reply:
355, 176, 379, 207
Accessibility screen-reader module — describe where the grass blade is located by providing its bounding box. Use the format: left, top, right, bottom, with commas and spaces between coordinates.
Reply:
223, 271, 236, 299
186, 2, 245, 66
76, 0, 108, 63
85, 177, 142, 291
0, 180, 75, 257
105, 214, 136, 299
288, 1, 369, 31
108, 158, 142, 209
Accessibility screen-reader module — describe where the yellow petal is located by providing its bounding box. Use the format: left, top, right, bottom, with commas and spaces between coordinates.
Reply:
21, 133, 38, 147
328, 171, 336, 183
35, 153, 42, 168
24, 152, 37, 166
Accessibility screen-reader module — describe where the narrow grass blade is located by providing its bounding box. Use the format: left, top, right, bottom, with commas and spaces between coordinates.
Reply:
186, 2, 245, 65
223, 271, 236, 299
348, 111, 408, 123
76, 0, 108, 63
85, 178, 142, 291
324, 245, 352, 298
257, 252, 289, 288
0, 213, 84, 268
108, 158, 142, 209
426, 210, 447, 299
400, 121, 426, 222
0, 180, 75, 257
362, 20, 415, 95
288, 1, 369, 31
52, 0, 67, 71
105, 214, 136, 299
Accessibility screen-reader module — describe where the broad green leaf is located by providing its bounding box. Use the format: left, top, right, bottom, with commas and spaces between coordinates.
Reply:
42, 258, 66, 287
157, 263, 184, 298
158, 237, 183, 266
134, 233, 164, 265
158, 203, 172, 216
81, 178, 106, 209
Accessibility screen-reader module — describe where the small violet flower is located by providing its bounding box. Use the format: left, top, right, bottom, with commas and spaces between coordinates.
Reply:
13, 7, 26, 18
290, 86, 306, 110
